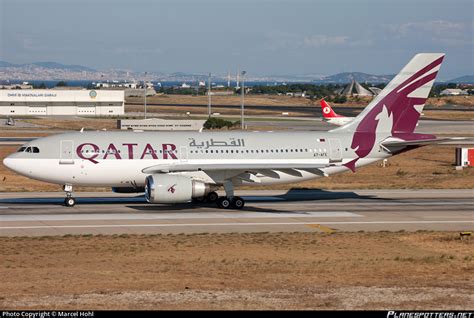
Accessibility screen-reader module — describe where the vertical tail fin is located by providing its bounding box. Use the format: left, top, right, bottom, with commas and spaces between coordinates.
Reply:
320, 99, 344, 119
334, 53, 445, 172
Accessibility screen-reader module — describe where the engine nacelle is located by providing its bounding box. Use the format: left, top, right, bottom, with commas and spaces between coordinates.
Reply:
145, 174, 212, 203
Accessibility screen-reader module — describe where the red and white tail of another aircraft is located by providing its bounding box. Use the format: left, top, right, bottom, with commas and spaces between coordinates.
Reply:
320, 99, 354, 126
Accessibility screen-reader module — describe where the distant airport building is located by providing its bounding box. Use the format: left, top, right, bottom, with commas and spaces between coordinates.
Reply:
95, 81, 139, 89
0, 82, 33, 90
0, 89, 124, 116
118, 118, 205, 131
336, 80, 377, 96
440, 89, 468, 96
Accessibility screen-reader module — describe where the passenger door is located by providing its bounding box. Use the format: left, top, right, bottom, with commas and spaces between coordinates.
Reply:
59, 140, 75, 164
328, 138, 342, 162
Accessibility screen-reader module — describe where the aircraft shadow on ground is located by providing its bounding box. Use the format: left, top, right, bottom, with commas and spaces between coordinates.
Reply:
0, 189, 390, 213
274, 188, 383, 201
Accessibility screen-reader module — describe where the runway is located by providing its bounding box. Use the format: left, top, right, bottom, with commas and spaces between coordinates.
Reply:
0, 189, 472, 236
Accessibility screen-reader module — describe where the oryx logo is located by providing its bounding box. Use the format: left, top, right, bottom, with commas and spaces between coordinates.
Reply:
167, 184, 177, 194
323, 106, 331, 114
89, 90, 97, 99
344, 55, 444, 173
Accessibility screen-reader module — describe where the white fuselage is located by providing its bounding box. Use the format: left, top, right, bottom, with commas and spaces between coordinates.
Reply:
3, 130, 388, 188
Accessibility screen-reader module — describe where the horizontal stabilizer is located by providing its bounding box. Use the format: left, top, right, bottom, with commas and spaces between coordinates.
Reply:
382, 137, 474, 150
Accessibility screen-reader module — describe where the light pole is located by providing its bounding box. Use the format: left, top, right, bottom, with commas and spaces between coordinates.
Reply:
144, 72, 147, 119
208, 73, 211, 118
240, 71, 246, 129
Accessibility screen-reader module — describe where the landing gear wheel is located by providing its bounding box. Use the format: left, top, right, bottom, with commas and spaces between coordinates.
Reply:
64, 197, 76, 207
231, 196, 245, 209
217, 197, 231, 209
207, 191, 219, 203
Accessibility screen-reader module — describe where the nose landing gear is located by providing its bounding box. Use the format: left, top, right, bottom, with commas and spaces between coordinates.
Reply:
63, 184, 76, 207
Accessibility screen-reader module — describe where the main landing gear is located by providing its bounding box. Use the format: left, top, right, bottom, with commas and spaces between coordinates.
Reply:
216, 196, 245, 209
194, 183, 246, 209
215, 181, 245, 210
63, 184, 76, 207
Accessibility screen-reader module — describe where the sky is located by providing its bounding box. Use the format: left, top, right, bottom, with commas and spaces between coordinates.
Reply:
0, 0, 472, 79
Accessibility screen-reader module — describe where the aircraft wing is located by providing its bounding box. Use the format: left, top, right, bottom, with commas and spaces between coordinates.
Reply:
142, 162, 329, 174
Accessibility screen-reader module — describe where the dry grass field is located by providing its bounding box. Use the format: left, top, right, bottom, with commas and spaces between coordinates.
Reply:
127, 94, 315, 107
428, 96, 474, 107
21, 117, 118, 131
0, 231, 472, 309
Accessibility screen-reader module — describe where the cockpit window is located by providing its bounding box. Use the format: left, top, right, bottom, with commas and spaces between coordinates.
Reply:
21, 146, 40, 153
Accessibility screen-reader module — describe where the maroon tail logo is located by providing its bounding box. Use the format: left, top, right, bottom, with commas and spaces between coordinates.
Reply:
344, 56, 444, 172
167, 184, 177, 194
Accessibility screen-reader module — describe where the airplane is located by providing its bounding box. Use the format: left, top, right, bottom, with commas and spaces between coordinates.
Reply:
3, 53, 460, 209
320, 99, 353, 126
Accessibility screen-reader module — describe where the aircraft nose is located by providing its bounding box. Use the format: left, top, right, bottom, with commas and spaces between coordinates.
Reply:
3, 156, 14, 170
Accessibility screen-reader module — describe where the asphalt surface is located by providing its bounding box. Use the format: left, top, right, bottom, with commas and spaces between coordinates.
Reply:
0, 189, 472, 236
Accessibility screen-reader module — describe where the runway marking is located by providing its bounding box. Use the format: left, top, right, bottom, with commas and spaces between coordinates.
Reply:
306, 224, 337, 233
1, 220, 473, 230
254, 201, 474, 206
0, 211, 362, 222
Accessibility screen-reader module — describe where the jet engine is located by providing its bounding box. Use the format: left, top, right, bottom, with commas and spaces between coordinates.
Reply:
145, 174, 212, 203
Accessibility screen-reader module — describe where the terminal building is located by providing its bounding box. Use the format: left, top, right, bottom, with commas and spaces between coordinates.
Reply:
0, 89, 124, 116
